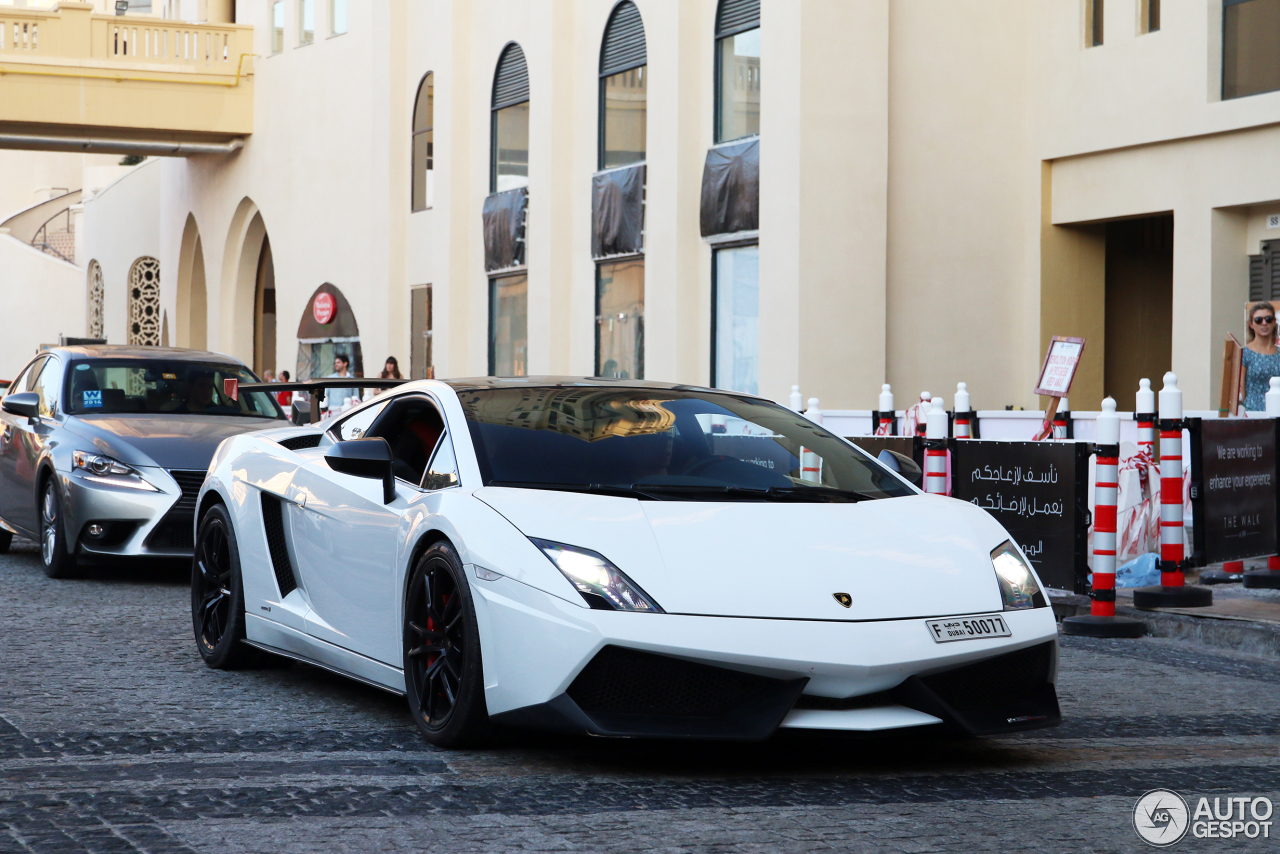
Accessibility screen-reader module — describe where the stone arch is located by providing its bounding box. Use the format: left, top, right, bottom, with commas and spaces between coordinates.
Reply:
176, 213, 208, 350
127, 257, 162, 346
220, 197, 272, 368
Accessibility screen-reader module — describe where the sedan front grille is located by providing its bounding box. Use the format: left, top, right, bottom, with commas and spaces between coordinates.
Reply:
166, 470, 207, 514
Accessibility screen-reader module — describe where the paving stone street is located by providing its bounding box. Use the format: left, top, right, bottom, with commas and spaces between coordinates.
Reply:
2, 539, 1278, 854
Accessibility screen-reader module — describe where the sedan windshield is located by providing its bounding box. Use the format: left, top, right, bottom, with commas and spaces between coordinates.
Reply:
458, 386, 914, 501
63, 360, 285, 419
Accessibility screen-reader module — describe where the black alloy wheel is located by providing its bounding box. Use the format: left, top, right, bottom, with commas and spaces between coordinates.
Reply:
40, 479, 77, 579
404, 541, 488, 747
192, 504, 257, 669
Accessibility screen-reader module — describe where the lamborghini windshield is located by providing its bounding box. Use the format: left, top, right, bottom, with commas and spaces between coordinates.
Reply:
458, 386, 913, 501
63, 360, 285, 419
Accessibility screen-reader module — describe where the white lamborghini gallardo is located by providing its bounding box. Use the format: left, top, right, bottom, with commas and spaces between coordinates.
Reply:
191, 377, 1059, 747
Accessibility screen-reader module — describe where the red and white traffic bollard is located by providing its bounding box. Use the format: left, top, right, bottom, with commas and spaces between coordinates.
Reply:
1244, 378, 1280, 588
954, 382, 972, 439
1052, 397, 1070, 439
874, 384, 896, 436
924, 397, 949, 496
1063, 397, 1144, 636
800, 398, 823, 484
1133, 373, 1212, 607
1136, 378, 1155, 461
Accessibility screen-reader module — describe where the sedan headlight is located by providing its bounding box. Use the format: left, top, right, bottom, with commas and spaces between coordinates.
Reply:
531, 538, 663, 613
72, 451, 158, 491
991, 540, 1046, 610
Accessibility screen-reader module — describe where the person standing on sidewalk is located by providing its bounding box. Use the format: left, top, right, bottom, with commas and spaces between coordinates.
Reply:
1244, 302, 1280, 411
326, 353, 359, 413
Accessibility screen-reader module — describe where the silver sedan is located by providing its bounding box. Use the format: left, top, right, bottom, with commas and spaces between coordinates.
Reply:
0, 345, 287, 577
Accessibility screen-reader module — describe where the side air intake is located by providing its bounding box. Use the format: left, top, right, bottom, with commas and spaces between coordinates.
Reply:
260, 493, 297, 596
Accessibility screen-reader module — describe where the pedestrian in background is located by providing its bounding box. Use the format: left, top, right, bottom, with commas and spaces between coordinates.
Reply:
263, 369, 276, 382
276, 370, 292, 407
375, 356, 403, 395
326, 353, 359, 412
1244, 301, 1280, 411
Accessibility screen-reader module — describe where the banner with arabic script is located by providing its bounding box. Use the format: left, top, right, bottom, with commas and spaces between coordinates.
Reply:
951, 440, 1090, 592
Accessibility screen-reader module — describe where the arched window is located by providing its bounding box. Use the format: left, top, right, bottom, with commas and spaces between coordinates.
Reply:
491, 43, 530, 193
87, 260, 104, 339
599, 1, 646, 169
127, 257, 161, 346
715, 0, 760, 143
412, 72, 434, 211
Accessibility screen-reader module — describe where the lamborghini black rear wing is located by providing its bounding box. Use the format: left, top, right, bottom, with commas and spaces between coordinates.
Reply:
238, 379, 408, 424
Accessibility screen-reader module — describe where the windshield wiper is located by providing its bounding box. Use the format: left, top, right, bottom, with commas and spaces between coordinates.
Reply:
760, 486, 873, 503
484, 481, 659, 500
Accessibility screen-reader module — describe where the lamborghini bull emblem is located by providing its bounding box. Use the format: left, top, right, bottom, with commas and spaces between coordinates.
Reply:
833, 592, 852, 608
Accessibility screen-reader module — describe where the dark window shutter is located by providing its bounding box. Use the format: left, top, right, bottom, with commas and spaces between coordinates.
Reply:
492, 43, 530, 110
1250, 253, 1265, 302
716, 0, 760, 38
600, 2, 646, 76
1268, 240, 1280, 301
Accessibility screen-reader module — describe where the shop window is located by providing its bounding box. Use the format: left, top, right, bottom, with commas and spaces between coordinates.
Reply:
490, 274, 528, 377
411, 285, 434, 379
1141, 0, 1160, 33
711, 244, 758, 394
1085, 0, 1104, 46
127, 257, 161, 347
715, 0, 760, 143
596, 258, 644, 379
599, 1, 647, 170
331, 0, 347, 35
491, 43, 530, 193
298, 0, 314, 45
271, 0, 284, 54
1223, 0, 1280, 99
412, 72, 434, 211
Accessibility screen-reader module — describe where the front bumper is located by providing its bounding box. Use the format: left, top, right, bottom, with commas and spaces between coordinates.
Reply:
471, 567, 1060, 740
58, 467, 196, 558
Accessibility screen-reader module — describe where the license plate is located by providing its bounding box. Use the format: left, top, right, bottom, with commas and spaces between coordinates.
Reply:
926, 614, 1012, 643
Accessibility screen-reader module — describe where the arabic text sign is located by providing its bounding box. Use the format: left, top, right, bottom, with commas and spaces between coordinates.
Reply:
1200, 419, 1278, 563
951, 440, 1086, 591
1035, 337, 1085, 398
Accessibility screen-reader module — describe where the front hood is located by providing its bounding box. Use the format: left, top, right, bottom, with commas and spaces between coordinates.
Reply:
475, 488, 1013, 620
64, 414, 283, 470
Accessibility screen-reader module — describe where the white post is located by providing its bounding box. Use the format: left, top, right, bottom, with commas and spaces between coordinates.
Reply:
804, 397, 822, 426
1158, 372, 1184, 587
954, 382, 972, 439
1136, 378, 1155, 460
876, 383, 895, 435
1052, 396, 1070, 439
924, 397, 948, 495
1267, 377, 1280, 417
789, 385, 803, 412
1091, 398, 1121, 617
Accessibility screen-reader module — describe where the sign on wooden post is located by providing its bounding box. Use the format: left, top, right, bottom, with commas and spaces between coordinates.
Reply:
1218, 333, 1245, 417
1034, 336, 1085, 440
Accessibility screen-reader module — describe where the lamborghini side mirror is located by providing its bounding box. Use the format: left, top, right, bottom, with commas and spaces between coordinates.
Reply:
325, 438, 396, 503
878, 449, 923, 487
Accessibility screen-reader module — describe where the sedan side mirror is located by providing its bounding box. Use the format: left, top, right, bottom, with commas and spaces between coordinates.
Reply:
878, 449, 923, 488
1, 392, 40, 420
325, 438, 396, 504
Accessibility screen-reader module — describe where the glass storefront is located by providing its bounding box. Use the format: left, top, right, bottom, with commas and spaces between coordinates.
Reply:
489, 274, 528, 376
596, 258, 644, 379
713, 244, 759, 395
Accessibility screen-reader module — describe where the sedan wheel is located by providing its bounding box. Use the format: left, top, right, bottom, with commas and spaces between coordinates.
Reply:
39, 479, 77, 579
404, 541, 488, 747
192, 504, 258, 669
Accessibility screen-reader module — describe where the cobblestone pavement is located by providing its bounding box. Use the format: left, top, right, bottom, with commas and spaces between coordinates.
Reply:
2, 540, 1278, 853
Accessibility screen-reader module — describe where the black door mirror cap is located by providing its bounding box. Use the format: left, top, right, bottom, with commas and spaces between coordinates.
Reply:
878, 448, 924, 488
324, 438, 397, 504
1, 392, 40, 419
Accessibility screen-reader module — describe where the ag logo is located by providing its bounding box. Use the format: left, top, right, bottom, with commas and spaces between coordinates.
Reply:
1134, 789, 1190, 847
832, 592, 851, 608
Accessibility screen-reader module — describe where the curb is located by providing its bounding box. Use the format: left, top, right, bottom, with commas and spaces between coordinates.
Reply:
1051, 592, 1280, 659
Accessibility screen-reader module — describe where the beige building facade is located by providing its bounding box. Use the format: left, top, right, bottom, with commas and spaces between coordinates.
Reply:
6, 0, 1280, 412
